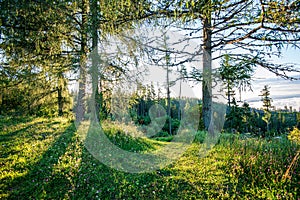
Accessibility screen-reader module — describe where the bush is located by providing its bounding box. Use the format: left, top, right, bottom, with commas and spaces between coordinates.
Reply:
193, 131, 207, 143
154, 136, 173, 142
150, 131, 169, 138
162, 118, 180, 134
136, 116, 151, 125
288, 127, 300, 144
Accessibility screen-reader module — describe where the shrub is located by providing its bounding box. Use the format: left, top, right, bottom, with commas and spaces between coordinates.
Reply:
288, 127, 300, 144
193, 131, 207, 143
154, 136, 173, 142
162, 118, 180, 134
150, 131, 169, 138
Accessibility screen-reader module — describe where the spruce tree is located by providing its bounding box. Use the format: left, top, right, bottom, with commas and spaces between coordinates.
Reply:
260, 85, 273, 112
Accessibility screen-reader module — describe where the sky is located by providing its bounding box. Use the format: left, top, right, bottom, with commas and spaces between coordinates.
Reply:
241, 48, 300, 111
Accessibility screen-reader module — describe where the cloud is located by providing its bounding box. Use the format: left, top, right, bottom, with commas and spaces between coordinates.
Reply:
243, 74, 300, 109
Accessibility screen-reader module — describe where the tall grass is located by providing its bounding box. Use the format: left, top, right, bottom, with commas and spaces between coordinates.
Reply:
216, 134, 299, 198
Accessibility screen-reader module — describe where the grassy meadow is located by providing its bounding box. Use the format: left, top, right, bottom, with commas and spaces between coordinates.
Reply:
0, 116, 299, 199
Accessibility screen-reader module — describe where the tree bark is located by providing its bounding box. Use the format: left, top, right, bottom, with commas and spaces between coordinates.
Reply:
167, 62, 172, 135
202, 15, 212, 131
57, 72, 65, 116
91, 0, 100, 122
57, 85, 63, 116
178, 79, 181, 120
76, 0, 88, 122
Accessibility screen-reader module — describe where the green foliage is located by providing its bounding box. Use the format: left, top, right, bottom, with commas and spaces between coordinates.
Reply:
128, 83, 201, 135
260, 85, 273, 112
224, 98, 243, 132
220, 55, 256, 134
151, 131, 170, 138
219, 54, 253, 106
193, 131, 207, 143
153, 136, 174, 142
0, 0, 74, 117
162, 118, 180, 135
288, 127, 300, 144
262, 110, 272, 132
223, 99, 299, 136
0, 73, 72, 117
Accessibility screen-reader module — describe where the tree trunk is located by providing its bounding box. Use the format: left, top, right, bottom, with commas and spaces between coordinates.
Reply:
57, 72, 64, 116
76, 0, 88, 122
0, 93, 2, 115
91, 0, 100, 122
178, 79, 181, 120
57, 85, 63, 116
202, 15, 212, 131
167, 64, 172, 135
227, 83, 231, 108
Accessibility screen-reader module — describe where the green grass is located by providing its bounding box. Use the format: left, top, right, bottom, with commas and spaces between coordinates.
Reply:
0, 116, 299, 199
101, 121, 167, 152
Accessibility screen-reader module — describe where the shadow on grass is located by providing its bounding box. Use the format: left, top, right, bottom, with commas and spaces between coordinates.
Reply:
5, 123, 77, 199
0, 116, 35, 131
68, 147, 171, 199
70, 145, 235, 199
67, 139, 221, 199
0, 121, 59, 143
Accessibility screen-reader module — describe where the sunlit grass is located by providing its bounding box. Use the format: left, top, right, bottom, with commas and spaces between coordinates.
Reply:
0, 116, 299, 199
101, 120, 168, 153
0, 116, 76, 199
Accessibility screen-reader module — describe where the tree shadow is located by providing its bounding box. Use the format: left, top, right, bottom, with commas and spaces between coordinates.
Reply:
5, 123, 77, 199
67, 138, 211, 199
0, 116, 34, 130
70, 145, 223, 200
0, 121, 59, 142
